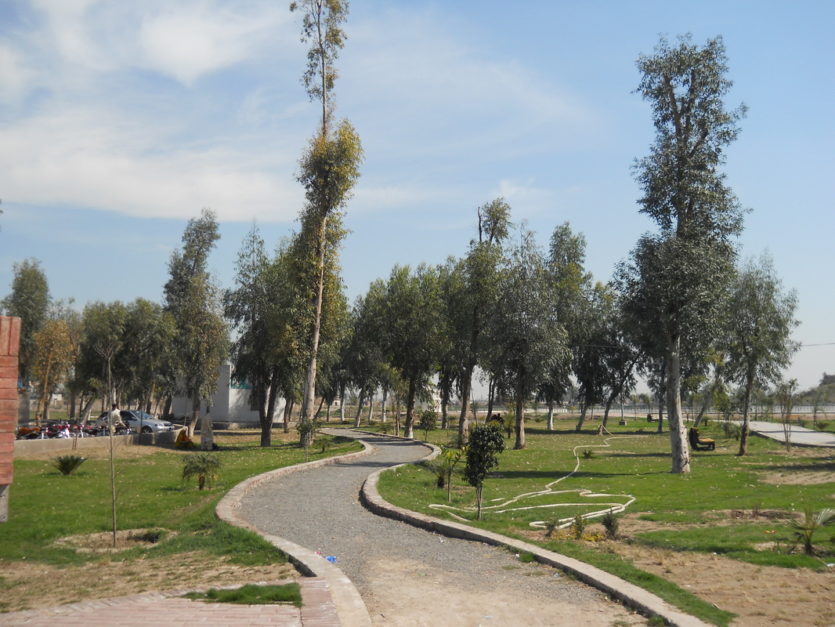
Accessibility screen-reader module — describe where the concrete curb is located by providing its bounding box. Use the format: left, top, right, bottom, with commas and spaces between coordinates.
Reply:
359, 444, 709, 627
216, 440, 375, 627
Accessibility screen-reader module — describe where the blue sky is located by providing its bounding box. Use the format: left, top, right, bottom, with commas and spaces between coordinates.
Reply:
1, 0, 832, 390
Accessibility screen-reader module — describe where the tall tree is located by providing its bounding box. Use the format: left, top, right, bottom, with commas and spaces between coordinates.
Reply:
32, 318, 74, 424
164, 210, 228, 437
633, 35, 746, 473
488, 230, 568, 449
82, 301, 127, 410
380, 265, 443, 439
722, 255, 798, 455
449, 199, 511, 445
2, 258, 50, 386
540, 223, 589, 430
291, 0, 362, 446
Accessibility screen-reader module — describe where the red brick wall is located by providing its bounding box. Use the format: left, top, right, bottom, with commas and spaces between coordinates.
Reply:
0, 316, 21, 486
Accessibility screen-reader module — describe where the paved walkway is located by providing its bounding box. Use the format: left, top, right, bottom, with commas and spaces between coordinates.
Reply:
237, 430, 642, 626
745, 420, 835, 447
0, 578, 330, 626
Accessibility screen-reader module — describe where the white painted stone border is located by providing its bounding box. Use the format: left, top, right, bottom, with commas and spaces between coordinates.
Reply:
359, 436, 709, 627
216, 440, 375, 627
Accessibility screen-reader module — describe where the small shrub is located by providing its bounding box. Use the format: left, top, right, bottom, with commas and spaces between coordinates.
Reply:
296, 419, 320, 448
418, 410, 437, 440
517, 551, 536, 563
545, 518, 559, 538
502, 414, 515, 439
723, 422, 742, 440
53, 455, 87, 476
791, 507, 835, 556
572, 513, 586, 540
602, 510, 620, 539
815, 421, 829, 431
316, 436, 333, 453
182, 453, 222, 490
582, 449, 594, 459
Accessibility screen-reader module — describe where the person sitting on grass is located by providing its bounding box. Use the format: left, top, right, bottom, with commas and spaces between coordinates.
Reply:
175, 428, 195, 449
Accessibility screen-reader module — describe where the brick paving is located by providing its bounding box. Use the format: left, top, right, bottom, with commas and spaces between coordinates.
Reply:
0, 578, 336, 626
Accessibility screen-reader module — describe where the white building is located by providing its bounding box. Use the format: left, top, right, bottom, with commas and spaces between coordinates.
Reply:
171, 363, 285, 428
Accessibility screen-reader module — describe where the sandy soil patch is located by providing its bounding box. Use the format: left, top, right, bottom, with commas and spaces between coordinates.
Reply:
361, 557, 643, 627
0, 549, 297, 613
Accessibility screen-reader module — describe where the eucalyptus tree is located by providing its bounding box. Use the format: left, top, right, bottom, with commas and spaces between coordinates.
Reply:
448, 199, 511, 444
290, 0, 362, 444
488, 230, 568, 449
572, 283, 612, 432
2, 258, 50, 387
121, 298, 175, 413
225, 226, 282, 445
380, 264, 443, 439
541, 223, 590, 430
722, 255, 798, 455
346, 280, 387, 427
632, 35, 746, 473
435, 258, 461, 429
82, 301, 127, 409
164, 210, 228, 437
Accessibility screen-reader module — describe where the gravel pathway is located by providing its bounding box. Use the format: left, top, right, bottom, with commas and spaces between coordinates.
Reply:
238, 430, 640, 626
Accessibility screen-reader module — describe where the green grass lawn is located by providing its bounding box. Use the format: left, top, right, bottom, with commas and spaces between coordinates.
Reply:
2, 433, 362, 567
376, 417, 835, 626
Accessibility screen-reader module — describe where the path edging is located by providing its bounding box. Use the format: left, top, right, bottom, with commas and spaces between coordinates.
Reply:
359, 446, 709, 627
216, 440, 375, 627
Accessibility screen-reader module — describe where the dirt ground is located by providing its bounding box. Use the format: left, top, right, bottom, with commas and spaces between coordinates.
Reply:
0, 547, 297, 613
361, 557, 644, 627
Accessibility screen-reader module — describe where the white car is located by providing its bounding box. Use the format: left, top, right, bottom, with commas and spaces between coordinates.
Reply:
96, 410, 176, 434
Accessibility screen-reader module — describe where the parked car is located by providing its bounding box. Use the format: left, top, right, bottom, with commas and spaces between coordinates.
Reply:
96, 410, 176, 434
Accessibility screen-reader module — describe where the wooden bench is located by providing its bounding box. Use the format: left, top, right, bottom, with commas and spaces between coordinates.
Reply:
689, 427, 715, 451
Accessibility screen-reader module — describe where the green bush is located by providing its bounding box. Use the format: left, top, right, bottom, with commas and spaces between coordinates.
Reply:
53, 455, 87, 476
602, 510, 620, 539
182, 453, 222, 490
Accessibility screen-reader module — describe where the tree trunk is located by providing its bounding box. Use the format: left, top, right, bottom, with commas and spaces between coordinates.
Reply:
514, 391, 526, 450
381, 387, 388, 423
737, 373, 754, 456
339, 385, 346, 422
188, 393, 200, 439
299, 214, 329, 448
575, 401, 588, 432
283, 399, 293, 433
457, 366, 473, 446
404, 377, 417, 439
262, 367, 280, 447
315, 396, 326, 419
602, 388, 618, 428
476, 485, 483, 520
484, 375, 495, 423
353, 389, 365, 428
665, 333, 690, 473
367, 391, 374, 423
693, 378, 717, 428
547, 400, 555, 431
162, 394, 172, 419
440, 393, 448, 430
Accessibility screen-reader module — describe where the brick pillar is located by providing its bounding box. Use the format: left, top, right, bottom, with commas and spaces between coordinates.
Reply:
0, 316, 21, 523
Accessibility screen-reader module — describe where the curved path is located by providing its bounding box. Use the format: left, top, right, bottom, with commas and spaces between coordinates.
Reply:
237, 430, 641, 626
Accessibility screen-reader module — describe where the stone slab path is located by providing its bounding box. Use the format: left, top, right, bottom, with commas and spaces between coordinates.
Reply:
237, 430, 642, 626
745, 420, 835, 447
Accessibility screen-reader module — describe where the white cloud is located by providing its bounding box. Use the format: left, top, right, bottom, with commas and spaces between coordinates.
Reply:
137, 2, 288, 85
0, 44, 35, 104
0, 106, 303, 222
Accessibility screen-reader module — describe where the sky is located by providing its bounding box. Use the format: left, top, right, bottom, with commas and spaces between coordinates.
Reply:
0, 0, 833, 391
